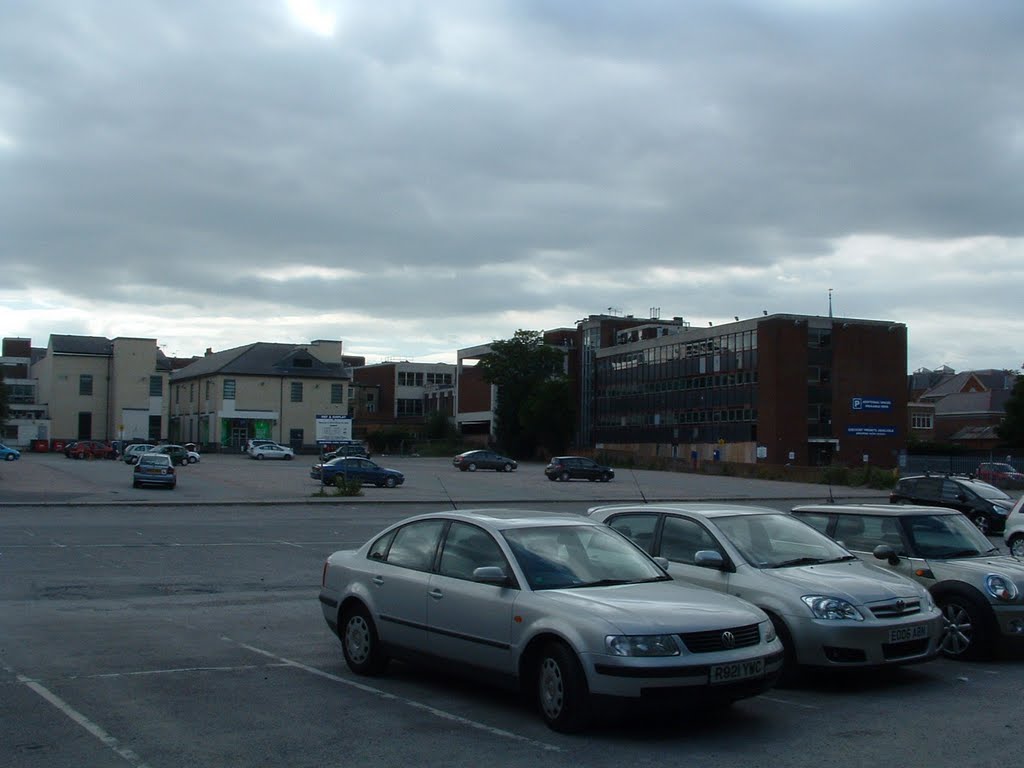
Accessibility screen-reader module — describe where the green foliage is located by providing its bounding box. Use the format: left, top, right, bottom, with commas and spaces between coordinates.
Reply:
997, 373, 1024, 450
822, 464, 896, 490
366, 428, 417, 454
424, 409, 457, 441
332, 475, 364, 496
476, 330, 571, 457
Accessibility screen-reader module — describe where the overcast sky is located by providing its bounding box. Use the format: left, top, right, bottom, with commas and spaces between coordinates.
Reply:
2, 1, 1022, 372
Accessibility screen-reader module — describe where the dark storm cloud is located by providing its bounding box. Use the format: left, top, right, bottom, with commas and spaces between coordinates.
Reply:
2, 0, 1022, 368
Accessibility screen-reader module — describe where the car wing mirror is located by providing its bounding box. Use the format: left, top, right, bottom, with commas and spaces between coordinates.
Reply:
652, 556, 670, 572
872, 544, 900, 566
694, 550, 726, 570
472, 566, 510, 586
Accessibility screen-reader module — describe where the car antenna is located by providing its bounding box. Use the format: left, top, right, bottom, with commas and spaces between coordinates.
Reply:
437, 476, 458, 510
630, 470, 648, 504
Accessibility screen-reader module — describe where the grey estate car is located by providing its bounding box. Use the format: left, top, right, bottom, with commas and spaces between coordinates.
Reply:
588, 504, 941, 676
319, 509, 784, 732
792, 504, 1024, 660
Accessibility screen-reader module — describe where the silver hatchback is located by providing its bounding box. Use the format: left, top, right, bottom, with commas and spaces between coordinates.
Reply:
319, 509, 784, 732
588, 503, 942, 677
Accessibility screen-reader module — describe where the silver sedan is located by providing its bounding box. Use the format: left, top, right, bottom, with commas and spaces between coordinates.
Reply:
588, 503, 943, 678
319, 509, 784, 732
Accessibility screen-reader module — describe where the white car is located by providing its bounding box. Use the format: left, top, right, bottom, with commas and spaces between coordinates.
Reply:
588, 503, 942, 677
249, 442, 295, 460
1003, 496, 1024, 557
122, 444, 155, 464
319, 509, 784, 732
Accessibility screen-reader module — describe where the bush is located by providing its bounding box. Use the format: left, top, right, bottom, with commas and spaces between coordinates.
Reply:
332, 476, 364, 496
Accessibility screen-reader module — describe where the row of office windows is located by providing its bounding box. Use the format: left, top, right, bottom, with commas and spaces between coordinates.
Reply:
174, 380, 345, 405
598, 371, 759, 398
595, 408, 758, 428
78, 375, 163, 397
397, 371, 454, 387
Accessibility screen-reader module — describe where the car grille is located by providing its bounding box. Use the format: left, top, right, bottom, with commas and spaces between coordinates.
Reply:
679, 624, 760, 653
868, 598, 922, 618
882, 638, 930, 660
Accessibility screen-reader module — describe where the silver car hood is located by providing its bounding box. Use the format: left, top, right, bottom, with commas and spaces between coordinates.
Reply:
537, 580, 765, 634
762, 561, 924, 603
934, 555, 1024, 586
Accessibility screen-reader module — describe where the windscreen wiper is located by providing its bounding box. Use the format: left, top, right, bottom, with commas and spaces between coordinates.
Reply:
768, 557, 827, 568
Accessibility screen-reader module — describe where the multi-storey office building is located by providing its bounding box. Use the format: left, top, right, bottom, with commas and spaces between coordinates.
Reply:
592, 314, 907, 468
353, 361, 456, 435
168, 340, 357, 450
1, 337, 47, 446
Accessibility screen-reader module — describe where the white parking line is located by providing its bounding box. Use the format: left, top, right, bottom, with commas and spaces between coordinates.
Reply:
222, 636, 564, 753
13, 672, 153, 768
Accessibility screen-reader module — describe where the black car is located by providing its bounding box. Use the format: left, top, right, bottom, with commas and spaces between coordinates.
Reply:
452, 449, 517, 472
544, 456, 614, 482
890, 474, 1014, 535
321, 442, 370, 461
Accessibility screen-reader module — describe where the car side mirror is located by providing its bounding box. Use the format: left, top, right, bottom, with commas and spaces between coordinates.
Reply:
694, 550, 726, 570
652, 556, 670, 572
472, 566, 510, 586
873, 544, 900, 566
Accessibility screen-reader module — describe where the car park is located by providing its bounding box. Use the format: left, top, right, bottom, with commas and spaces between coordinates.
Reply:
249, 442, 295, 460
311, 456, 404, 488
453, 449, 517, 472
319, 508, 784, 732
588, 503, 941, 676
122, 444, 156, 464
68, 440, 116, 460
146, 444, 190, 466
132, 453, 177, 489
544, 456, 614, 482
791, 504, 1024, 660
889, 473, 1015, 534
1004, 496, 1024, 558
975, 462, 1024, 489
0, 443, 21, 461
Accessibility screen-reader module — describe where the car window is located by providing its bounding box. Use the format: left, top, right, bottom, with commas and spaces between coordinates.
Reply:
660, 517, 723, 565
792, 512, 830, 535
384, 520, 445, 572
904, 514, 991, 558
438, 522, 508, 581
915, 477, 941, 498
941, 480, 969, 502
368, 530, 396, 560
832, 515, 905, 554
715, 513, 849, 566
606, 513, 659, 553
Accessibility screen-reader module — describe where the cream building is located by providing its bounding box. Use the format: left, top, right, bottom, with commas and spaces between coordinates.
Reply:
168, 339, 353, 451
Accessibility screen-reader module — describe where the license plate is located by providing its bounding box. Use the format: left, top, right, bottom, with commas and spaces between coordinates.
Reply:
888, 624, 928, 643
709, 658, 764, 685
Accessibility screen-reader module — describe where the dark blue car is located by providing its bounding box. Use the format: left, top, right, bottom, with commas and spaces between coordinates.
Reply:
311, 457, 404, 488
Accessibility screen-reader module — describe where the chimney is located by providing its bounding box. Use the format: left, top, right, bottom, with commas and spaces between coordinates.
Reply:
205, 347, 213, 356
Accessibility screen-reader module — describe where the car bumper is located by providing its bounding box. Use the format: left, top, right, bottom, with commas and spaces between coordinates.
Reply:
785, 611, 942, 667
992, 604, 1024, 638
134, 475, 176, 487
582, 641, 784, 701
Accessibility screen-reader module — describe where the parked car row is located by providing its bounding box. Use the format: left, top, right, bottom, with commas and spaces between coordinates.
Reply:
890, 473, 1016, 534
319, 502, 1024, 733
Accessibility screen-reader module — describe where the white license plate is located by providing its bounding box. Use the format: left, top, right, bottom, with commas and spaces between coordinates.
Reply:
709, 658, 765, 685
888, 625, 928, 643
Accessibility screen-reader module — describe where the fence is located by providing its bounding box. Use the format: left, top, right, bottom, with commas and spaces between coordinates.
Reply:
904, 453, 1020, 476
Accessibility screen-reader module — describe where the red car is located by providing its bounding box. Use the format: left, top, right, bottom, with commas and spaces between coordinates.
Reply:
68, 440, 117, 460
975, 462, 1024, 489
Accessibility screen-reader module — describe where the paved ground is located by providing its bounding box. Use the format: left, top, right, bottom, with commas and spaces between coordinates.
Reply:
0, 451, 889, 507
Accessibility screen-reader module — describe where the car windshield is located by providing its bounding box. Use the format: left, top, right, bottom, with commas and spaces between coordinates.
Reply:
713, 513, 854, 569
502, 525, 668, 590
969, 482, 1011, 501
904, 514, 997, 558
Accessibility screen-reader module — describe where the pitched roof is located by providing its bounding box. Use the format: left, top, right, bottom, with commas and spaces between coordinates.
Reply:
170, 343, 351, 382
918, 369, 1014, 401
50, 334, 113, 356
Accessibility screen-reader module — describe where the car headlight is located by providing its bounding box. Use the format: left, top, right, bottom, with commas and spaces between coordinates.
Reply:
920, 589, 938, 611
762, 621, 777, 644
606, 634, 681, 657
985, 574, 1019, 601
801, 595, 864, 621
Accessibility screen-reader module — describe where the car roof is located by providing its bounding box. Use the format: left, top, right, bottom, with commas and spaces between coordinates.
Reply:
589, 502, 782, 519
792, 503, 961, 517
396, 508, 595, 531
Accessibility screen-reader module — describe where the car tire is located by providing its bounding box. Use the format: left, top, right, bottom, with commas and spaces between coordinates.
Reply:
132, 480, 140, 488
1009, 534, 1024, 558
256, 454, 265, 460
188, 456, 198, 464
340, 604, 388, 675
970, 513, 990, 535
502, 463, 513, 472
936, 591, 994, 660
768, 613, 802, 686
547, 475, 558, 482
559, 471, 570, 482
468, 463, 477, 472
536, 642, 590, 733
600, 472, 612, 482
384, 476, 397, 488
284, 454, 293, 460
5, 454, 14, 461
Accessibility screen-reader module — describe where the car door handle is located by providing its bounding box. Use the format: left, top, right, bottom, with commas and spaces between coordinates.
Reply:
372, 576, 384, 586
428, 589, 444, 600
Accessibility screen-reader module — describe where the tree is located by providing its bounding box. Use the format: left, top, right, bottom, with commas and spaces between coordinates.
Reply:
0, 371, 8, 428
476, 330, 571, 457
996, 373, 1024, 449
